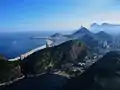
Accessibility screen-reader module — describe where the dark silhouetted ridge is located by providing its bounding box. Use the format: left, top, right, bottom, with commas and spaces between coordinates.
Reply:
64, 51, 120, 90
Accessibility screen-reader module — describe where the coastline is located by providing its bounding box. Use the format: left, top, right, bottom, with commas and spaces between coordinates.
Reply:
0, 76, 25, 87
8, 44, 46, 61
0, 45, 47, 87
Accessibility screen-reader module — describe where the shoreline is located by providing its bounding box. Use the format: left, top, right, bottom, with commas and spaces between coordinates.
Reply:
0, 45, 47, 86
0, 75, 25, 87
8, 44, 46, 61
0, 73, 46, 87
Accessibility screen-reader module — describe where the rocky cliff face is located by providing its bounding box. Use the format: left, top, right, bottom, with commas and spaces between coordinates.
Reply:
64, 51, 120, 90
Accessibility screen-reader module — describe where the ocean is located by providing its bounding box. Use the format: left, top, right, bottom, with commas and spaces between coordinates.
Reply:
0, 31, 54, 59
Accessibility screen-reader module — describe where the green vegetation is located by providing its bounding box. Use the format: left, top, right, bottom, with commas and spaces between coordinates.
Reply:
0, 57, 22, 83
21, 40, 88, 76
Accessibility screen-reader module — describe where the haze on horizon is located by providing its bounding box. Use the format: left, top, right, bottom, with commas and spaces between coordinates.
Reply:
1, 0, 120, 32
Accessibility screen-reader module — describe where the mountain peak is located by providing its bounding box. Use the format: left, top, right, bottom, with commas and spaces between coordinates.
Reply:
80, 26, 89, 31
73, 26, 89, 35
97, 31, 107, 34
101, 23, 110, 26
91, 23, 99, 27
51, 33, 62, 37
96, 31, 113, 40
96, 31, 111, 37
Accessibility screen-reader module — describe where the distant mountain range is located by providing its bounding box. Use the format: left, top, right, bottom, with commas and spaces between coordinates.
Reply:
53, 26, 113, 41
90, 23, 120, 34
71, 25, 114, 41
50, 26, 113, 50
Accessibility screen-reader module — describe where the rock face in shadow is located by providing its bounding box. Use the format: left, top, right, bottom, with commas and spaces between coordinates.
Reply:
21, 40, 87, 75
1, 74, 68, 90
0, 56, 22, 83
63, 51, 120, 90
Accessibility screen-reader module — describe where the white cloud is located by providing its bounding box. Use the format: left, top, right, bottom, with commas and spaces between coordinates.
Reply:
87, 11, 120, 25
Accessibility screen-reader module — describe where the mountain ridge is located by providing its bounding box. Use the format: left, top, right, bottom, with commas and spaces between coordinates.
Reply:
21, 40, 88, 76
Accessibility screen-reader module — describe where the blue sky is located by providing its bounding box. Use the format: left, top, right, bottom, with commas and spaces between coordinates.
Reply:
1, 0, 120, 32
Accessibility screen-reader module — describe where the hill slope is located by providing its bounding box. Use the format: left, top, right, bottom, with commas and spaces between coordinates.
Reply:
21, 40, 88, 76
96, 31, 113, 41
71, 26, 95, 38
64, 51, 120, 90
0, 56, 22, 83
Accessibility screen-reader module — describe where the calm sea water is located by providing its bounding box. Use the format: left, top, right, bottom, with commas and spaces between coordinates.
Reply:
0, 31, 54, 59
